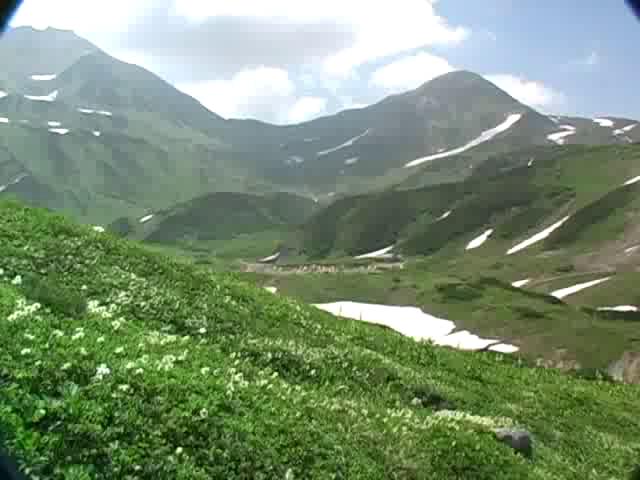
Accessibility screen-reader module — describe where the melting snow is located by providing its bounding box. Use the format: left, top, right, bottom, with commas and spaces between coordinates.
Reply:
547, 125, 576, 145
97, 110, 113, 116
259, 252, 280, 263
0, 91, 7, 99
2, 174, 28, 191
488, 344, 520, 354
0, 117, 9, 124
511, 279, 531, 288
93, 131, 101, 137
290, 156, 304, 164
344, 157, 359, 165
47, 121, 61, 127
593, 118, 614, 128
355, 245, 394, 259
314, 302, 519, 353
78, 108, 95, 114
139, 214, 154, 224
548, 116, 560, 124
623, 175, 640, 186
613, 123, 637, 135
30, 74, 57, 81
597, 305, 638, 312
317, 129, 371, 156
527, 158, 534, 167
0, 185, 5, 193
405, 114, 523, 168
551, 277, 611, 299
625, 245, 640, 254
466, 229, 493, 250
436, 210, 452, 221
24, 90, 58, 102
48, 128, 69, 135
507, 216, 571, 255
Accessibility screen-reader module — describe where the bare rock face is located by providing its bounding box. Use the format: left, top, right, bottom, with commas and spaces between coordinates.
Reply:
607, 351, 640, 384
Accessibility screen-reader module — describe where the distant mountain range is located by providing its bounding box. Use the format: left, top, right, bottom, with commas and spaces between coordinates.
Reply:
0, 26, 638, 228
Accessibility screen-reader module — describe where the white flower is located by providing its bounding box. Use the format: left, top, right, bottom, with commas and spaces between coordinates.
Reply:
24, 333, 35, 340
53, 330, 64, 338
71, 331, 85, 341
81, 285, 88, 291
80, 347, 89, 356
11, 275, 22, 285
111, 319, 123, 330
134, 466, 142, 472
34, 360, 42, 367
20, 348, 32, 355
175, 447, 183, 455
97, 336, 105, 343
114, 347, 124, 354
199, 408, 208, 419
95, 364, 111, 380
0, 268, 4, 276
125, 362, 136, 370
61, 362, 72, 371
198, 327, 207, 334
92, 226, 105, 233
118, 384, 130, 392
134, 368, 144, 375
201, 367, 210, 375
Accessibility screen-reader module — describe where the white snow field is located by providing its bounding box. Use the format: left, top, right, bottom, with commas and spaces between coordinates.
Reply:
314, 301, 519, 353
507, 216, 571, 255
550, 277, 611, 299
466, 229, 493, 250
354, 245, 394, 259
405, 114, 523, 167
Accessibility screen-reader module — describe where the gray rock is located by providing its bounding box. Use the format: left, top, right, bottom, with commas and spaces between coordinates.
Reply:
493, 429, 533, 459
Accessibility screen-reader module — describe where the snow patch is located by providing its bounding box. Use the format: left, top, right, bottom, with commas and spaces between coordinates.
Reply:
2, 174, 28, 191
78, 108, 95, 114
511, 279, 531, 288
0, 117, 9, 124
97, 110, 113, 117
597, 305, 638, 312
344, 157, 359, 165
625, 245, 640, 254
623, 175, 640, 186
259, 252, 281, 263
548, 116, 560, 124
30, 74, 57, 81
507, 216, 571, 255
314, 302, 518, 353
317, 129, 371, 156
48, 128, 69, 135
0, 91, 7, 99
551, 277, 611, 299
436, 210, 452, 221
93, 131, 101, 137
405, 114, 523, 168
24, 90, 58, 102
139, 214, 154, 224
47, 121, 61, 127
527, 158, 534, 167
466, 229, 493, 250
290, 155, 304, 164
614, 124, 637, 135
489, 344, 520, 354
355, 245, 394, 259
593, 118, 614, 128
547, 125, 576, 145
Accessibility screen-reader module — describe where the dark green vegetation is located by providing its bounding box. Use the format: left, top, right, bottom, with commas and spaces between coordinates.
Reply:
1, 199, 640, 479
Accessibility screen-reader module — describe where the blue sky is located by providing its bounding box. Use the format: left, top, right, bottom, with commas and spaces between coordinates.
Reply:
9, 0, 640, 123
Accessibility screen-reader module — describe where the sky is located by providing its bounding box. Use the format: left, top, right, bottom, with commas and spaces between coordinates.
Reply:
8, 0, 640, 124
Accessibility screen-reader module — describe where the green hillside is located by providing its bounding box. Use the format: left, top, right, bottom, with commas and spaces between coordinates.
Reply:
1, 199, 639, 479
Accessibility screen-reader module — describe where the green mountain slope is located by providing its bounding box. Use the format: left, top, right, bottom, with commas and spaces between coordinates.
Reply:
1, 199, 639, 479
112, 191, 318, 246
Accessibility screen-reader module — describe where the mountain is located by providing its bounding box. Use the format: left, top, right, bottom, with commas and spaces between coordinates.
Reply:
1, 198, 639, 479
110, 191, 318, 245
0, 27, 638, 228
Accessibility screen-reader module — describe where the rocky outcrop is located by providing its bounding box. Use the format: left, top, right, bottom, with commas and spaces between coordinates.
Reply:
493, 429, 534, 459
607, 351, 640, 384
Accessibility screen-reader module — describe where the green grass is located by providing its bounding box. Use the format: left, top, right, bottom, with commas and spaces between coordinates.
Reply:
1, 199, 640, 479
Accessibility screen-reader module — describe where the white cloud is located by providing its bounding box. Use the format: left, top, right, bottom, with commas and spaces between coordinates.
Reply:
177, 67, 295, 122
370, 52, 456, 92
288, 97, 328, 124
484, 74, 566, 110
172, 0, 469, 78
